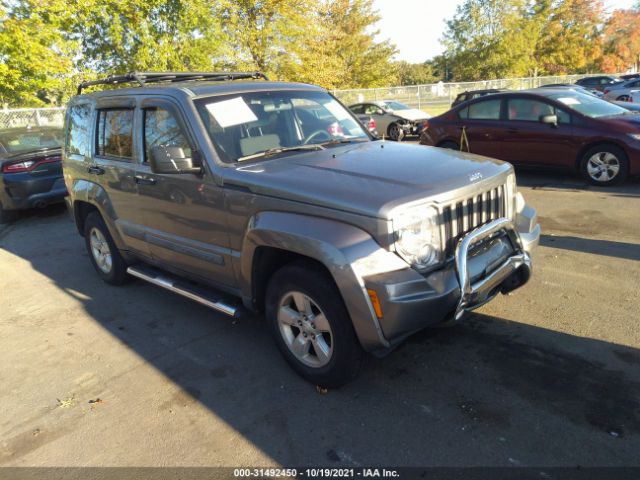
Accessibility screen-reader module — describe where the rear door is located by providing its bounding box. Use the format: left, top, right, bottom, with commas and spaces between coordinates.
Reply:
499, 97, 575, 168
92, 99, 147, 255
457, 98, 505, 159
131, 97, 237, 289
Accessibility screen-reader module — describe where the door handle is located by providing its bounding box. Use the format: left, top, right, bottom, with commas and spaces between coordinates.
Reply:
134, 175, 156, 186
87, 166, 105, 175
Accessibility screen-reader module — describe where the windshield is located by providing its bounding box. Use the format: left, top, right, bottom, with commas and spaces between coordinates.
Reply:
0, 128, 63, 155
548, 92, 630, 118
195, 91, 369, 162
382, 101, 411, 111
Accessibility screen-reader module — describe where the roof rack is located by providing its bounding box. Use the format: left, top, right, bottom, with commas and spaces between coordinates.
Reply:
77, 71, 269, 95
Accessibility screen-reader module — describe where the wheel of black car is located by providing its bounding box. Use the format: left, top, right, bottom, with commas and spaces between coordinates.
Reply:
438, 141, 460, 151
265, 260, 364, 388
579, 145, 628, 186
0, 201, 18, 224
84, 212, 129, 285
387, 123, 400, 141
616, 95, 632, 102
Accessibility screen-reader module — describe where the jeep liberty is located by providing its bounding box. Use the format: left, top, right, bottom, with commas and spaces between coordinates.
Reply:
62, 72, 540, 387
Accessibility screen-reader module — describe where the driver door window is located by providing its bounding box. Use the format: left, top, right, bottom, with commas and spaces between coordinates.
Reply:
144, 107, 192, 163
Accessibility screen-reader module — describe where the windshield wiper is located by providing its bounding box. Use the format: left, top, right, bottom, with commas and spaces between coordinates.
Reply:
321, 138, 368, 146
237, 144, 325, 162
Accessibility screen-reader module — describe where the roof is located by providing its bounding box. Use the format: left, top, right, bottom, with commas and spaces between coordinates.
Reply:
72, 80, 325, 101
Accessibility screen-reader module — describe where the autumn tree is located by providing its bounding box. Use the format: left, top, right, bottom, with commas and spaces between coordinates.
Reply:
599, 6, 640, 72
394, 61, 437, 86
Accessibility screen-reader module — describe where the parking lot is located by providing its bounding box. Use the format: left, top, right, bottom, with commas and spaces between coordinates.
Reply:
0, 168, 639, 468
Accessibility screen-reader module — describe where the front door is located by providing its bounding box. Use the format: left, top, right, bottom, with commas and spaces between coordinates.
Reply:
132, 99, 237, 289
499, 97, 575, 168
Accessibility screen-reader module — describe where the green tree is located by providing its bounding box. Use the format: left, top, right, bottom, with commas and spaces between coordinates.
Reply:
71, 0, 226, 73
442, 0, 536, 81
0, 0, 77, 106
395, 61, 437, 86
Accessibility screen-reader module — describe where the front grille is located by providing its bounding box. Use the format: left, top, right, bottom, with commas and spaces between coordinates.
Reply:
442, 184, 508, 255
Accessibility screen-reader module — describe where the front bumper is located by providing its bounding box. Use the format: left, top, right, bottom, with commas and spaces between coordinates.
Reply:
363, 203, 539, 348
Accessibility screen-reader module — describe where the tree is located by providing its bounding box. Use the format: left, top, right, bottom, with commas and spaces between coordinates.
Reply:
599, 7, 640, 73
395, 61, 437, 86
71, 0, 226, 73
0, 0, 77, 106
532, 0, 604, 75
442, 0, 537, 81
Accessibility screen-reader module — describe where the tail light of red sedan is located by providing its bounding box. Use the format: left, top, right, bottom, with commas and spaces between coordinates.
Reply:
369, 118, 376, 131
1, 156, 61, 174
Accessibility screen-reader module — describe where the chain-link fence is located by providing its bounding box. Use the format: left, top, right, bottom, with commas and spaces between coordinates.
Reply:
0, 107, 65, 130
333, 74, 620, 115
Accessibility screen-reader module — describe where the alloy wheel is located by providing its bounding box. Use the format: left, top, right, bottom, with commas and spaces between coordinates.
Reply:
277, 291, 333, 368
586, 152, 620, 183
89, 227, 113, 274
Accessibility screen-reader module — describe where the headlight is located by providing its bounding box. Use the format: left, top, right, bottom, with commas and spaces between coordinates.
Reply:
392, 205, 442, 271
627, 133, 640, 141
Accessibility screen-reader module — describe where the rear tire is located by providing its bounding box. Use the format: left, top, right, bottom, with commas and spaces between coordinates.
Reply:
579, 145, 628, 186
83, 212, 129, 285
265, 260, 363, 388
387, 123, 400, 141
616, 95, 632, 102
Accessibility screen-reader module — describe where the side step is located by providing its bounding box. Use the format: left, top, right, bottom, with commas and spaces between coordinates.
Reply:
127, 265, 241, 318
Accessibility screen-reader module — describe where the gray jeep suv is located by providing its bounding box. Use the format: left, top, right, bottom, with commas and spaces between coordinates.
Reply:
63, 72, 540, 387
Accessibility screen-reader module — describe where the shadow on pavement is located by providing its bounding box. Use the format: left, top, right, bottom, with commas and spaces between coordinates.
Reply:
1, 207, 640, 466
540, 234, 640, 261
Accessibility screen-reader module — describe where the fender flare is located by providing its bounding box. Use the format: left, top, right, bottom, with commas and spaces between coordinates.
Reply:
241, 211, 408, 351
69, 179, 127, 251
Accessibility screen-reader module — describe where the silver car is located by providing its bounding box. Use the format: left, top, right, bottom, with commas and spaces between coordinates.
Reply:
603, 78, 640, 101
349, 100, 431, 141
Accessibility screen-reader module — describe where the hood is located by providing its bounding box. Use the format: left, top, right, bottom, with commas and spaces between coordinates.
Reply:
225, 141, 512, 218
392, 109, 431, 121
599, 113, 640, 131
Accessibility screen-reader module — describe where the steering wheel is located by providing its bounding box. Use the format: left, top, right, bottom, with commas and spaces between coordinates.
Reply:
303, 129, 332, 145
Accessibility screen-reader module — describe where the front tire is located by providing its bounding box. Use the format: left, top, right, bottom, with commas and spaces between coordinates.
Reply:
387, 123, 400, 141
265, 260, 363, 388
84, 212, 129, 285
438, 141, 460, 151
579, 145, 628, 186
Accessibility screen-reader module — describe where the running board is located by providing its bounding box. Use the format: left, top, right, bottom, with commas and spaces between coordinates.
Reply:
127, 265, 239, 317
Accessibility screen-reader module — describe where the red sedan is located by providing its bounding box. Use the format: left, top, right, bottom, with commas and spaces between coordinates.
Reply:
420, 89, 640, 186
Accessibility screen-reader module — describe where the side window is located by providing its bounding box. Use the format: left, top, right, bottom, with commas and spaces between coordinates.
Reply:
458, 106, 469, 119
507, 99, 554, 121
556, 108, 571, 124
363, 104, 382, 115
96, 109, 134, 159
467, 99, 501, 120
143, 107, 192, 162
350, 104, 364, 114
66, 104, 91, 156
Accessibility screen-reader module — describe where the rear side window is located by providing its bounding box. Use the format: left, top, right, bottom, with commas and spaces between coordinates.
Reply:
96, 109, 134, 159
460, 99, 501, 120
66, 104, 91, 156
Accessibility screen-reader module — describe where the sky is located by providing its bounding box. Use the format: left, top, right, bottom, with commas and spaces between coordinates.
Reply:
373, 0, 638, 63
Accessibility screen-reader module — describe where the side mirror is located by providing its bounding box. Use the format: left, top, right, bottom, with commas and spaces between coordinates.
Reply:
540, 114, 558, 127
149, 146, 201, 174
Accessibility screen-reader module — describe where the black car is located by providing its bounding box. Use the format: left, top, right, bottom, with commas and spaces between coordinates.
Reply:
0, 126, 66, 223
451, 89, 506, 107
619, 73, 640, 81
537, 83, 603, 97
575, 76, 623, 92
